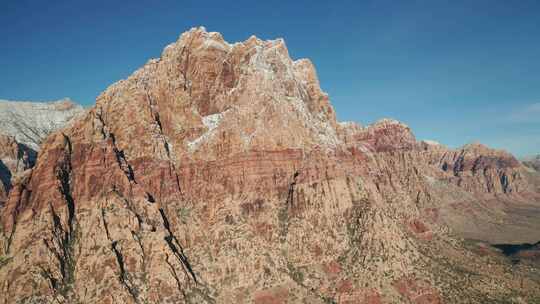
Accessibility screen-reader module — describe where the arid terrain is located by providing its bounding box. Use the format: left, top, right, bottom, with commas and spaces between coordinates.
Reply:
523, 155, 540, 173
1, 27, 540, 303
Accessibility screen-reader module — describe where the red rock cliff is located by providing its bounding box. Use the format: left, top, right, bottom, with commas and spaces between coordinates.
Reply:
1, 27, 540, 304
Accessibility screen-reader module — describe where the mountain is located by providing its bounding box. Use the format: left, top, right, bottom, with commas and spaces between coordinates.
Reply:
0, 98, 85, 150
0, 98, 83, 211
1, 27, 540, 303
523, 155, 540, 172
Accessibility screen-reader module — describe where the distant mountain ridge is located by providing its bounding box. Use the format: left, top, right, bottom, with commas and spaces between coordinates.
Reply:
523, 154, 540, 171
0, 98, 85, 150
0, 98, 84, 206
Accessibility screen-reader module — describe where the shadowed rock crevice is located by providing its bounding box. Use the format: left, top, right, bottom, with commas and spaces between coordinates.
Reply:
0, 160, 12, 195
343, 198, 372, 266
0, 134, 37, 227
101, 208, 140, 303
141, 88, 183, 195
278, 171, 300, 244
110, 188, 147, 230
3, 172, 32, 254
165, 253, 188, 300
110, 133, 136, 183
95, 111, 136, 183
159, 208, 198, 283
179, 35, 195, 96
41, 203, 77, 298
40, 134, 78, 298
56, 134, 76, 233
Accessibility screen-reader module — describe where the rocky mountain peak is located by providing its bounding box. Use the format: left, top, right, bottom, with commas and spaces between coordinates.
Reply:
336, 118, 416, 153
91, 27, 341, 162
457, 142, 521, 168
2, 27, 540, 303
50, 98, 79, 111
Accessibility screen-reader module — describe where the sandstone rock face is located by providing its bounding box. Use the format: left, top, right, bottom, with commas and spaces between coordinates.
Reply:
338, 119, 416, 153
0, 134, 36, 205
0, 98, 85, 150
1, 27, 540, 303
0, 98, 81, 206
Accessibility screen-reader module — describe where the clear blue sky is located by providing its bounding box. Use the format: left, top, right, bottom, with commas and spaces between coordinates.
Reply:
1, 0, 539, 156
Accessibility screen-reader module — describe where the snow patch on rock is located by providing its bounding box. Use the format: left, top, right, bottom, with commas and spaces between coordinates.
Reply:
372, 118, 405, 127
202, 112, 223, 131
201, 39, 230, 52
286, 96, 341, 149
187, 112, 224, 151
339, 121, 361, 128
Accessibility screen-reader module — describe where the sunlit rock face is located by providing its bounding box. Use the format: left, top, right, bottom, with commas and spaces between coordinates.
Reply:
1, 27, 540, 303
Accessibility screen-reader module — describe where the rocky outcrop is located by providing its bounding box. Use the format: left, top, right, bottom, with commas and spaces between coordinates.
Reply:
338, 118, 417, 152
0, 98, 82, 205
0, 134, 36, 205
424, 142, 525, 194
0, 98, 84, 150
1, 27, 540, 303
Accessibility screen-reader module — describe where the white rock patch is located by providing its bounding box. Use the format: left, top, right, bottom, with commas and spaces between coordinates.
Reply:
187, 113, 224, 151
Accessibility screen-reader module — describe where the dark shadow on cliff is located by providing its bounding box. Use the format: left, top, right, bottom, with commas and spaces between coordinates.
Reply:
0, 159, 12, 193
493, 241, 540, 256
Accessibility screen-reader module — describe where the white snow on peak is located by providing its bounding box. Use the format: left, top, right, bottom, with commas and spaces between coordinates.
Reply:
202, 112, 223, 131
367, 118, 409, 130
191, 26, 207, 33
285, 96, 341, 149
199, 38, 231, 52
293, 58, 310, 66
375, 118, 402, 125
422, 140, 441, 146
339, 121, 361, 128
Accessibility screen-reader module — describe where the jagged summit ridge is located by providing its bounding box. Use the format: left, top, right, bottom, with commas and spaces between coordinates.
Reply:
91, 26, 346, 162
99, 26, 433, 159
